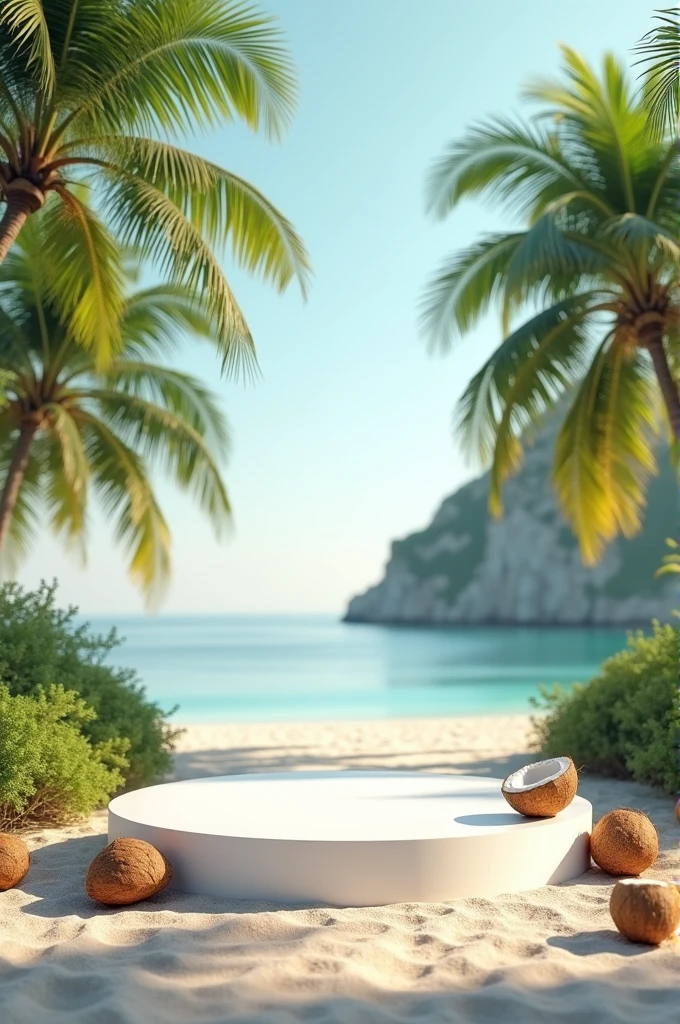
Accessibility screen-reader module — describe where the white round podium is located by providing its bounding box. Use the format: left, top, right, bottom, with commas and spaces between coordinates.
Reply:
108, 771, 592, 906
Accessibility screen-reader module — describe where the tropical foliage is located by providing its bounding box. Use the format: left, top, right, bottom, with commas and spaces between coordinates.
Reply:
0, 682, 127, 830
657, 537, 680, 576
421, 48, 680, 565
0, 217, 232, 603
533, 622, 680, 793
0, 0, 310, 369
0, 580, 181, 789
635, 7, 680, 135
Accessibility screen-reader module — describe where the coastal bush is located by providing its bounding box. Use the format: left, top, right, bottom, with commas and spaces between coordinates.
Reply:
532, 623, 680, 793
0, 582, 182, 789
0, 685, 127, 830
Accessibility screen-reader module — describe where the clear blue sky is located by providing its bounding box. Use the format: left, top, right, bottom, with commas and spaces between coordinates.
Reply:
19, 0, 654, 614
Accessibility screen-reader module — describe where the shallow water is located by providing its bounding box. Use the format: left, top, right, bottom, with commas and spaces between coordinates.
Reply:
89, 615, 629, 723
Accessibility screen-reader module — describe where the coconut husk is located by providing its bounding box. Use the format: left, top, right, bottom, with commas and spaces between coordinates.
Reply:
86, 837, 172, 906
591, 808, 658, 876
0, 833, 30, 891
610, 879, 680, 944
502, 757, 578, 818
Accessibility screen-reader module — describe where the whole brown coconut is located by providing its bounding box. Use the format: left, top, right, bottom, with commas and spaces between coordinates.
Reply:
501, 756, 578, 817
86, 837, 172, 906
0, 834, 30, 891
590, 808, 658, 876
610, 879, 680, 945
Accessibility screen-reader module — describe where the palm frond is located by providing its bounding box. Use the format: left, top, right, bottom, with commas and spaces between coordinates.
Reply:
0, 304, 35, 373
634, 8, 680, 137
553, 344, 660, 564
42, 402, 89, 493
85, 388, 231, 535
0, 416, 44, 576
454, 295, 597, 491
95, 138, 310, 296
526, 47, 647, 212
78, 411, 171, 608
599, 211, 680, 264
425, 116, 590, 220
60, 0, 297, 141
120, 283, 217, 359
110, 361, 230, 453
35, 195, 125, 366
503, 212, 613, 302
0, 0, 55, 96
42, 432, 87, 555
420, 232, 524, 350
105, 172, 256, 377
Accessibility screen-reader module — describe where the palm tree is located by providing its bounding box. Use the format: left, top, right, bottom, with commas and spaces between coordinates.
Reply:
421, 47, 680, 565
0, 217, 231, 605
0, 0, 309, 367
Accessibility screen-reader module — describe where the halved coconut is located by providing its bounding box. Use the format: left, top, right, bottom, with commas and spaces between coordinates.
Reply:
501, 756, 577, 817
610, 878, 680, 945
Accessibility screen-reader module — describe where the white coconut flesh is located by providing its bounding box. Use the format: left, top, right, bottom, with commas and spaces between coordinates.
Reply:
614, 878, 680, 929
503, 757, 571, 793
616, 879, 671, 890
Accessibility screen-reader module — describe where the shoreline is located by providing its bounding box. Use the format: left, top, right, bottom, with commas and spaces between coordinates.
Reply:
342, 617, 651, 630
172, 708, 543, 728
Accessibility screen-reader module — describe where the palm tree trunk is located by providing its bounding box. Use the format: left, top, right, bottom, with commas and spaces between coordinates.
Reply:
0, 421, 37, 554
0, 187, 42, 264
646, 336, 680, 441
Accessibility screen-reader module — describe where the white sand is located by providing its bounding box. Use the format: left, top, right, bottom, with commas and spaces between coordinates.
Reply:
1, 714, 678, 1023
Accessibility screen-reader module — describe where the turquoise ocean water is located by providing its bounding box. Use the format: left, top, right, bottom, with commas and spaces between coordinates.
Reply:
92, 615, 629, 723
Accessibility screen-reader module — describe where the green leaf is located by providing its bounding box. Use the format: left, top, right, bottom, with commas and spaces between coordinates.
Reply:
0, 416, 44, 577
120, 284, 218, 359
23, 195, 126, 367
420, 232, 524, 349
425, 116, 589, 220
86, 387, 231, 536
98, 138, 310, 297
553, 345, 660, 564
655, 536, 680, 575
104, 360, 230, 453
41, 402, 89, 494
454, 295, 597, 485
42, 431, 87, 555
503, 212, 612, 302
78, 411, 171, 609
599, 211, 680, 264
105, 172, 257, 377
634, 8, 680, 137
0, 0, 55, 96
525, 46, 648, 212
60, 0, 297, 141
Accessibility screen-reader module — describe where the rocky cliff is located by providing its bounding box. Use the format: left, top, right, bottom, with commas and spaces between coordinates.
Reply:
345, 423, 677, 626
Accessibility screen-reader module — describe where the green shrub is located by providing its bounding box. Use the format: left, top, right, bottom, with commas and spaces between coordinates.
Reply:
532, 622, 680, 793
0, 684, 128, 830
0, 581, 182, 789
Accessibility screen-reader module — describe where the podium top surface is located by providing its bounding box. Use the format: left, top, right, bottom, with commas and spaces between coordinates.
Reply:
109, 771, 592, 843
